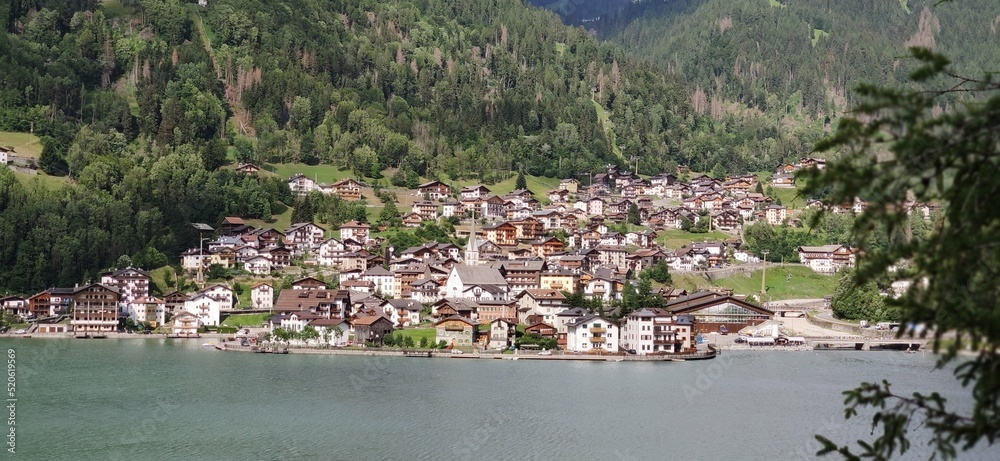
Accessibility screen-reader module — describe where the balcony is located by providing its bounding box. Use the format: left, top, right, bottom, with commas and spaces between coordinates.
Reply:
444, 325, 466, 332
654, 339, 682, 345
590, 327, 606, 334
590, 336, 606, 343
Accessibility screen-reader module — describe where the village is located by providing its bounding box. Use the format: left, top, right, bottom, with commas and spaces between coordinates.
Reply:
1, 158, 905, 355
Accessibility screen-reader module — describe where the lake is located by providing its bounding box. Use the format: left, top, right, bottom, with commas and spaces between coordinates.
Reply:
4, 338, 995, 460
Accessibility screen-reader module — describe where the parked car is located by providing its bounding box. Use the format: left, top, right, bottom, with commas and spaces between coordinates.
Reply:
538, 349, 552, 356
450, 349, 464, 355
734, 335, 748, 344
13, 329, 26, 335
626, 349, 637, 355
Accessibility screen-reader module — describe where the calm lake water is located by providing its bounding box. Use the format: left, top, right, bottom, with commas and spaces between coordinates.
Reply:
4, 338, 996, 460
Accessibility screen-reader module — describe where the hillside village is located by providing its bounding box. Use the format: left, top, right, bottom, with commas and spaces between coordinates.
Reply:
4, 158, 937, 353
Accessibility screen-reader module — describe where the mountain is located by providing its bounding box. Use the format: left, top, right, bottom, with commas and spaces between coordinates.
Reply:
535, 0, 1000, 120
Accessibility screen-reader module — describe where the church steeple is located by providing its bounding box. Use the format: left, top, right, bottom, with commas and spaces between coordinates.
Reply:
465, 208, 480, 266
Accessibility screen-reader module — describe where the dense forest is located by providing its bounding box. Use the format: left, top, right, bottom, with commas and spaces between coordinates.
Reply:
538, 0, 1000, 121
0, 0, 832, 294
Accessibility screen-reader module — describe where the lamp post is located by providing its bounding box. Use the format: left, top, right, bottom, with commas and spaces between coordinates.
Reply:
760, 250, 770, 305
191, 223, 214, 283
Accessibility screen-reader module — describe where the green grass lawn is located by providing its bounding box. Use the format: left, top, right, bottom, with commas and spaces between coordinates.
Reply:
221, 313, 272, 328
772, 180, 807, 209
245, 202, 293, 231
264, 163, 356, 184
393, 327, 437, 344
665, 265, 837, 301
658, 229, 731, 248
13, 171, 71, 190
0, 131, 43, 157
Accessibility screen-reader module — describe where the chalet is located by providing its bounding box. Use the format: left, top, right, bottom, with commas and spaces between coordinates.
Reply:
413, 200, 440, 220
331, 178, 364, 200
385, 299, 423, 327
100, 267, 151, 307
432, 298, 479, 320
28, 288, 74, 318
515, 289, 567, 325
620, 308, 692, 354
128, 297, 166, 327
251, 283, 274, 310
564, 314, 619, 353
771, 173, 795, 188
219, 217, 250, 236
310, 318, 350, 345
0, 146, 11, 164
595, 246, 627, 270
484, 222, 518, 246
711, 210, 741, 231
284, 222, 326, 254
339, 221, 370, 243
559, 178, 579, 193
524, 322, 557, 339
763, 205, 788, 226
171, 311, 200, 336
460, 184, 492, 200
291, 276, 326, 290
547, 189, 571, 203
244, 255, 271, 275
274, 288, 351, 319
71, 284, 120, 333
797, 245, 856, 273
483, 194, 506, 219
410, 278, 442, 304
489, 260, 544, 292
236, 163, 261, 175
288, 174, 317, 196
352, 315, 394, 345
488, 318, 518, 350
442, 201, 463, 218
512, 216, 546, 239
402, 212, 424, 228
361, 266, 395, 297
417, 180, 451, 200
0, 296, 28, 319
625, 248, 666, 273
531, 237, 564, 258
435, 316, 479, 348
259, 246, 291, 268
538, 268, 580, 294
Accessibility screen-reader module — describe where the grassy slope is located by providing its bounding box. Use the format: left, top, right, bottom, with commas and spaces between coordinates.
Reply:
221, 313, 272, 328
0, 131, 43, 157
658, 229, 731, 248
393, 327, 437, 344
669, 265, 837, 300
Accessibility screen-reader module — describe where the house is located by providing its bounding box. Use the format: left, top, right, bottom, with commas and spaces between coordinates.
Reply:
763, 205, 788, 226
559, 178, 579, 193
711, 210, 741, 231
198, 284, 235, 310
171, 311, 201, 336
331, 178, 364, 200
71, 283, 120, 333
100, 267, 151, 307
251, 283, 274, 310
771, 173, 795, 188
410, 278, 442, 304
259, 246, 291, 268
483, 222, 518, 246
274, 289, 352, 319
488, 318, 518, 350
402, 212, 424, 228
797, 245, 856, 273
28, 288, 74, 318
460, 184, 492, 200
547, 189, 570, 203
417, 180, 451, 200
564, 314, 619, 353
352, 315, 394, 345
620, 308, 687, 354
444, 265, 510, 300
219, 216, 250, 236
288, 174, 317, 196
339, 221, 370, 243
361, 266, 396, 298
0, 296, 28, 319
531, 237, 564, 258
476, 299, 517, 324
284, 222, 326, 254
0, 146, 10, 164
515, 289, 567, 325
386, 299, 423, 326
128, 297, 166, 327
442, 201, 463, 218
310, 318, 350, 346
538, 268, 580, 293
413, 200, 440, 220
236, 162, 260, 175
435, 315, 479, 348
432, 298, 480, 320
245, 255, 271, 275
183, 292, 222, 327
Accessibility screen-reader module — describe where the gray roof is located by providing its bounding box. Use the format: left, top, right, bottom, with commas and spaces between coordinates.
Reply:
453, 265, 508, 286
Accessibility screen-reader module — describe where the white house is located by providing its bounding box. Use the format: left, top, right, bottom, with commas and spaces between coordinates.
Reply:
361, 266, 396, 298
619, 308, 691, 355
251, 283, 273, 310
171, 311, 201, 336
198, 284, 234, 310
183, 293, 222, 327
127, 297, 166, 327
245, 255, 272, 275
564, 314, 619, 353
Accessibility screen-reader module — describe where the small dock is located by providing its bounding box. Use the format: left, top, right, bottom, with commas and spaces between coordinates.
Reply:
403, 351, 433, 358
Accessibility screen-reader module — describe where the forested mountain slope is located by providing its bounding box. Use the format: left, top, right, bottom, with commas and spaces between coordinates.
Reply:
539, 0, 1000, 120
0, 0, 825, 293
